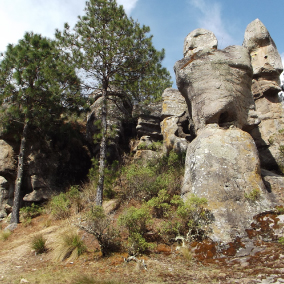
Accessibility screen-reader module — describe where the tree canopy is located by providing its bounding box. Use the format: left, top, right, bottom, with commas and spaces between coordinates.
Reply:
0, 32, 85, 224
55, 0, 172, 206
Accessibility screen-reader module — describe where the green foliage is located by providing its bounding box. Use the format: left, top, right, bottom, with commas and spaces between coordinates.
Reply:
31, 234, 47, 254
119, 205, 152, 255
49, 192, 71, 220
158, 194, 212, 243
88, 160, 119, 199
122, 151, 185, 201
275, 206, 284, 215
83, 206, 121, 256
244, 188, 261, 202
279, 236, 284, 246
49, 186, 83, 220
137, 141, 163, 151
20, 203, 43, 219
147, 189, 171, 218
0, 32, 84, 133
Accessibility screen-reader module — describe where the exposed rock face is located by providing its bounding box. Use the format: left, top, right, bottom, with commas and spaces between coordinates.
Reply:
175, 19, 283, 251
0, 139, 16, 176
183, 28, 217, 58
160, 88, 193, 153
134, 102, 163, 140
175, 45, 255, 132
243, 19, 284, 170
182, 125, 276, 243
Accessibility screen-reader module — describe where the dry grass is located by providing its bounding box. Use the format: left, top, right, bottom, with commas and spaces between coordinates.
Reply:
52, 227, 87, 262
0, 229, 12, 241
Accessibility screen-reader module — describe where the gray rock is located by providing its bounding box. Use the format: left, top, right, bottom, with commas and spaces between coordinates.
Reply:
182, 125, 276, 243
243, 19, 284, 170
183, 28, 217, 58
23, 188, 53, 202
175, 45, 254, 132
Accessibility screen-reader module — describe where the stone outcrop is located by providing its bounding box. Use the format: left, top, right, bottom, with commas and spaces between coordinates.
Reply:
134, 102, 163, 140
182, 125, 276, 243
175, 20, 283, 251
175, 44, 255, 132
160, 88, 193, 153
243, 19, 284, 170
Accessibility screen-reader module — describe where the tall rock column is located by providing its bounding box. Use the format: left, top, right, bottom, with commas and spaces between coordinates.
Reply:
243, 19, 284, 170
174, 28, 276, 246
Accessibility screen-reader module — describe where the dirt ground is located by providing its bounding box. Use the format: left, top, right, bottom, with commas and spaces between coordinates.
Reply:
1, 215, 284, 284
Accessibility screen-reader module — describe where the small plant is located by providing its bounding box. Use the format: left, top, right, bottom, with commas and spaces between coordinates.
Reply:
80, 206, 121, 256
20, 203, 43, 219
279, 145, 284, 155
0, 230, 12, 241
275, 206, 284, 215
278, 236, 284, 246
279, 129, 284, 134
53, 228, 86, 261
244, 188, 261, 202
22, 216, 32, 227
31, 234, 47, 254
49, 192, 71, 219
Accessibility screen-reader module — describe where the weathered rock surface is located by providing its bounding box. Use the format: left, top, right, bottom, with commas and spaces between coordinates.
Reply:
183, 28, 217, 58
0, 139, 16, 175
134, 102, 163, 140
182, 125, 276, 243
160, 88, 193, 153
243, 19, 284, 170
175, 45, 255, 132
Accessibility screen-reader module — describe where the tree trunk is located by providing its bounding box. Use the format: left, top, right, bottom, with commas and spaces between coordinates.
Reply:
10, 122, 29, 224
96, 89, 107, 206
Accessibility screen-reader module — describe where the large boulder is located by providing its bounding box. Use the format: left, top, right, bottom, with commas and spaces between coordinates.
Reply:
0, 139, 16, 176
182, 125, 277, 243
183, 28, 217, 58
243, 19, 284, 170
174, 45, 255, 132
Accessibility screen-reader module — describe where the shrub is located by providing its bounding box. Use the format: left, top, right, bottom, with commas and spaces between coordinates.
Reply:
147, 189, 171, 218
20, 203, 43, 219
279, 237, 284, 246
53, 229, 86, 261
81, 206, 121, 256
119, 205, 153, 255
31, 234, 47, 254
49, 192, 71, 219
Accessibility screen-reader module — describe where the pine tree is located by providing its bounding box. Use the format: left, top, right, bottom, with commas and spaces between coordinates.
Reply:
0, 32, 84, 224
56, 0, 172, 206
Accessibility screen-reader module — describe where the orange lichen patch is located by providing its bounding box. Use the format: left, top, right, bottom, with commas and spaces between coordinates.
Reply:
180, 54, 196, 69
221, 237, 246, 257
193, 239, 217, 260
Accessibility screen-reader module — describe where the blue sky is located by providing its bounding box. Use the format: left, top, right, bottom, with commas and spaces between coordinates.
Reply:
0, 0, 283, 87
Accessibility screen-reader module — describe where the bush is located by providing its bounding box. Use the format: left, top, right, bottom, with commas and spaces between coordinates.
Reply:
244, 188, 261, 202
31, 234, 47, 254
49, 192, 71, 219
20, 203, 43, 219
147, 189, 171, 218
81, 206, 121, 256
119, 205, 153, 255
53, 229, 86, 261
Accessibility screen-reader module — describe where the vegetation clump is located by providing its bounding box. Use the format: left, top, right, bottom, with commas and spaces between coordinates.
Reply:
31, 234, 47, 254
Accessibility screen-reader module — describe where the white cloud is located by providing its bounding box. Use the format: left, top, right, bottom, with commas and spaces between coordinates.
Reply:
0, 0, 86, 52
188, 0, 234, 48
116, 0, 138, 15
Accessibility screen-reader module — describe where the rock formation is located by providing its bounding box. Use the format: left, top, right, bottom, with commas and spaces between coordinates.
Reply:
243, 19, 284, 170
174, 21, 283, 250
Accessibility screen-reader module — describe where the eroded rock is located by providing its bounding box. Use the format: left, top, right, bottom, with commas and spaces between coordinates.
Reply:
175, 45, 255, 132
182, 125, 276, 243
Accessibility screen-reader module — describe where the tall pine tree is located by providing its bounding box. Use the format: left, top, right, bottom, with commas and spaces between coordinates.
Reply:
0, 33, 84, 224
56, 0, 171, 206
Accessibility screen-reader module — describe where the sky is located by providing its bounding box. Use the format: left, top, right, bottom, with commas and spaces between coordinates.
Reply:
0, 0, 283, 87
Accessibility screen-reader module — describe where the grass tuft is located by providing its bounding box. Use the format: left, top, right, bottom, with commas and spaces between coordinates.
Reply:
0, 230, 12, 241
31, 234, 47, 254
